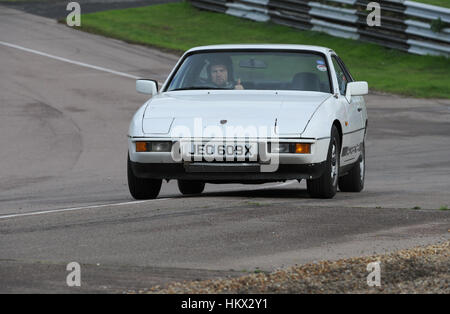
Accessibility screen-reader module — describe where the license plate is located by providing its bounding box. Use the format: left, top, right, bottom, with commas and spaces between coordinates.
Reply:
189, 142, 258, 161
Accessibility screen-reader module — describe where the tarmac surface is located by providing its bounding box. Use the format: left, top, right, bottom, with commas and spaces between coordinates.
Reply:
0, 0, 180, 19
0, 5, 449, 293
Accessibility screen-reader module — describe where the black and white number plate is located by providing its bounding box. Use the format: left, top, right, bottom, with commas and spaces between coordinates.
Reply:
188, 142, 258, 161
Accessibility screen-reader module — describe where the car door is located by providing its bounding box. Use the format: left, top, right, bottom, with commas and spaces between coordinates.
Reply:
331, 55, 364, 165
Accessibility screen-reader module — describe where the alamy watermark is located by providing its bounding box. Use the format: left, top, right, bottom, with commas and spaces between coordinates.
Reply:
66, 262, 81, 287
367, 2, 381, 27
65, 2, 380, 28
66, 2, 81, 27
169, 118, 280, 172
366, 261, 381, 287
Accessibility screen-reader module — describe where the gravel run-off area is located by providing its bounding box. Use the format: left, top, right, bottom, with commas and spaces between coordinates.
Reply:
140, 241, 449, 294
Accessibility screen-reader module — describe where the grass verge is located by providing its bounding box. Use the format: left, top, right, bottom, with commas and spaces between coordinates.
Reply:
414, 0, 450, 8
78, 2, 450, 98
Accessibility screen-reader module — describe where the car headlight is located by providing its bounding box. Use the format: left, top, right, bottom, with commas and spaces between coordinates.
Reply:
270, 143, 290, 153
269, 143, 311, 154
136, 141, 172, 152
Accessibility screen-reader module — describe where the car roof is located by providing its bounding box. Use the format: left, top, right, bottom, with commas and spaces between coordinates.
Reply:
185, 44, 334, 55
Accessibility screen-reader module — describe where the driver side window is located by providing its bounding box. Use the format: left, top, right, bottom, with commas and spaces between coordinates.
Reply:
332, 56, 350, 95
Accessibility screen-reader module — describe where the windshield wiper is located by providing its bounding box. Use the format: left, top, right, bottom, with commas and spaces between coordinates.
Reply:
169, 86, 229, 91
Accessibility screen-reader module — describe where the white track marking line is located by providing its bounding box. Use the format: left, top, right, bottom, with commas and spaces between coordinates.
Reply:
0, 181, 296, 220
0, 41, 139, 79
0, 199, 170, 220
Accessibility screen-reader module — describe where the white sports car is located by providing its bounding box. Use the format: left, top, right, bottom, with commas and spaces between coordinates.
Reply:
127, 44, 368, 199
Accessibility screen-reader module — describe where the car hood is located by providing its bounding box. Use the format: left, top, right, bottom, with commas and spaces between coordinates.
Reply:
142, 90, 331, 136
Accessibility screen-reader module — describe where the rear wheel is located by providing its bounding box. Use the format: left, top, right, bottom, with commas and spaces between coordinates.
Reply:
307, 126, 340, 199
339, 141, 365, 192
177, 180, 205, 195
127, 154, 162, 199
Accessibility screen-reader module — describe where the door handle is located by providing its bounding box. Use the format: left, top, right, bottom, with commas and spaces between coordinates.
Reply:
357, 107, 362, 112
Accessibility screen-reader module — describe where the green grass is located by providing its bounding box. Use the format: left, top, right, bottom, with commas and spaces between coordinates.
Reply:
4, 0, 448, 7
79, 2, 450, 98
413, 0, 450, 8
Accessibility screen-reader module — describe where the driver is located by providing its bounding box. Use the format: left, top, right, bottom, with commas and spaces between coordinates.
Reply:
208, 58, 244, 90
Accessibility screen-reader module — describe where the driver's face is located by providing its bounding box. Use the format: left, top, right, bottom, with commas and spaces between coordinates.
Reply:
210, 64, 228, 87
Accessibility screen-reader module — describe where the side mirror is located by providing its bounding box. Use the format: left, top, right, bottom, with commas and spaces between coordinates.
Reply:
136, 79, 158, 95
346, 81, 368, 100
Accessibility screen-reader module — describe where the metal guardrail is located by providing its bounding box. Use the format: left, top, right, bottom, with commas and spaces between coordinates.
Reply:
189, 0, 450, 57
190, 0, 227, 13
404, 0, 450, 23
226, 0, 270, 22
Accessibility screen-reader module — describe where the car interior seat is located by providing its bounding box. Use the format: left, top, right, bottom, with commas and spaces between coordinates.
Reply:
291, 72, 321, 92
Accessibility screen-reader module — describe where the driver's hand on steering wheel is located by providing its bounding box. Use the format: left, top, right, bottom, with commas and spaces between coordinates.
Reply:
234, 78, 244, 90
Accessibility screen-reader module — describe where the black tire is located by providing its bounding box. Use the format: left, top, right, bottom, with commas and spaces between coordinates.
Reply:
127, 155, 162, 200
307, 125, 340, 199
177, 180, 205, 195
339, 141, 365, 192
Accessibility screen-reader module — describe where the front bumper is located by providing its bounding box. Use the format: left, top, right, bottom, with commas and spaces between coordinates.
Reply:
128, 137, 330, 182
130, 161, 327, 182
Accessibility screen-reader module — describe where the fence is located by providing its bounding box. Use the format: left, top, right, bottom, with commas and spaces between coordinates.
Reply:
189, 0, 450, 57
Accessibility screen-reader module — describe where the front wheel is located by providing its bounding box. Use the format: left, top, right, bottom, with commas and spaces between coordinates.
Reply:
127, 155, 162, 199
177, 180, 205, 195
307, 126, 340, 199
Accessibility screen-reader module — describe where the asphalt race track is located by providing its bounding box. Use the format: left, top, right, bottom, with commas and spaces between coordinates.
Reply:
0, 7, 449, 293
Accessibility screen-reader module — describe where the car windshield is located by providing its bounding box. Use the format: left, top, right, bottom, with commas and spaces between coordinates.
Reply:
166, 50, 332, 93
